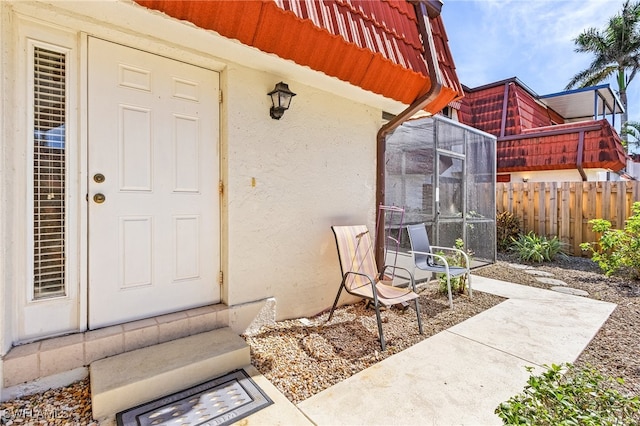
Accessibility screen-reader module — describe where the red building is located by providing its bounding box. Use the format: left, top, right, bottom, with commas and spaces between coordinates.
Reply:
455, 78, 628, 182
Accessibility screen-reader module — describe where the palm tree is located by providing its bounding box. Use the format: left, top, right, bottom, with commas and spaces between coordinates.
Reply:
622, 120, 640, 152
566, 0, 640, 141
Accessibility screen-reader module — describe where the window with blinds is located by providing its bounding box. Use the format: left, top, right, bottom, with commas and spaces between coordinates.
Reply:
33, 46, 66, 299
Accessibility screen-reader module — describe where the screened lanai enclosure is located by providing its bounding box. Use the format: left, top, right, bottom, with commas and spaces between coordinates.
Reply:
385, 115, 497, 267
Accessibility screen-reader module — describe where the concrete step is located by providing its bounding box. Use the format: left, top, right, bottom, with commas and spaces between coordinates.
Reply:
90, 327, 249, 420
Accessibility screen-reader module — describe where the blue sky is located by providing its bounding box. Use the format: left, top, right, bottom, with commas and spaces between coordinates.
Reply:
440, 0, 640, 125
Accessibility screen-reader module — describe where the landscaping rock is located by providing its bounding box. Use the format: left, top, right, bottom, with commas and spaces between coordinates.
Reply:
523, 269, 554, 277
506, 263, 532, 270
536, 277, 567, 286
551, 286, 589, 297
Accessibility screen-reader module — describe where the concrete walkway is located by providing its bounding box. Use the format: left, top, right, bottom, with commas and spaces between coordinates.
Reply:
266, 274, 616, 425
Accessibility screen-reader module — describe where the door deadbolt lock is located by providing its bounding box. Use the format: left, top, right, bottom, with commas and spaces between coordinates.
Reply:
94, 173, 105, 183
93, 193, 106, 204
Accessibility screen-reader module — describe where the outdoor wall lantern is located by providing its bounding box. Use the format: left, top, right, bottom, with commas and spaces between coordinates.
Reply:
268, 82, 296, 120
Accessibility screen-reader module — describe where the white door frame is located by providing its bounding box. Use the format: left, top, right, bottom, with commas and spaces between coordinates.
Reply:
13, 17, 82, 342
10, 10, 225, 342
86, 37, 221, 328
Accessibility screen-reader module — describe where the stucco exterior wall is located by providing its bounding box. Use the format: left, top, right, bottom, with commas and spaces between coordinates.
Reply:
0, 0, 389, 349
224, 65, 380, 320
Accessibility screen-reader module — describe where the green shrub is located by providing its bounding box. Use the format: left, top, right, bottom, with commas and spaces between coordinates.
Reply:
496, 363, 640, 425
436, 238, 471, 295
510, 232, 566, 263
580, 201, 640, 279
497, 211, 521, 251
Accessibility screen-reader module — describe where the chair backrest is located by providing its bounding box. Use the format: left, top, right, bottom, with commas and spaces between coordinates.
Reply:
331, 225, 378, 290
407, 223, 434, 266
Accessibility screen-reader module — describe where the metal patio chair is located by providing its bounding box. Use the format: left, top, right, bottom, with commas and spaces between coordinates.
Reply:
328, 225, 423, 351
406, 223, 472, 309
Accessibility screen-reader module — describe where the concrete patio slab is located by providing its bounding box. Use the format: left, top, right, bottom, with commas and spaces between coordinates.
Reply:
448, 297, 612, 367
297, 331, 538, 425
295, 275, 616, 425
471, 275, 586, 300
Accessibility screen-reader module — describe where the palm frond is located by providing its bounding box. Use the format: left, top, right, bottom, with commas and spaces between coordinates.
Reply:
568, 0, 640, 97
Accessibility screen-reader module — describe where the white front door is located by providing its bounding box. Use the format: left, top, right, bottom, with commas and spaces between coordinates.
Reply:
87, 38, 220, 328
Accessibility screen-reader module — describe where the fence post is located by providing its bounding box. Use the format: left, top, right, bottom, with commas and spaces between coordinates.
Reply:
549, 182, 558, 237
560, 182, 571, 246
573, 183, 583, 255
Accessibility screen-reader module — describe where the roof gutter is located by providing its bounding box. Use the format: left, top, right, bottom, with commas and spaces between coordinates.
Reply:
375, 0, 444, 266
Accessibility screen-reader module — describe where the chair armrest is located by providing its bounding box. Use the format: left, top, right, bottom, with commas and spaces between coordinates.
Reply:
342, 271, 388, 304
379, 264, 416, 290
380, 264, 413, 277
343, 271, 376, 287
429, 246, 471, 269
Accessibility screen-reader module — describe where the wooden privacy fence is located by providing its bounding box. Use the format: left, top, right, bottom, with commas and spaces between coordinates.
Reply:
496, 181, 640, 256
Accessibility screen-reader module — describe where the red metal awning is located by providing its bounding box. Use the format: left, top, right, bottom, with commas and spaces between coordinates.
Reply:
133, 0, 462, 112
497, 120, 627, 173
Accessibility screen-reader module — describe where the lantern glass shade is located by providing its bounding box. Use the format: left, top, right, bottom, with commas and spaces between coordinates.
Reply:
268, 82, 296, 119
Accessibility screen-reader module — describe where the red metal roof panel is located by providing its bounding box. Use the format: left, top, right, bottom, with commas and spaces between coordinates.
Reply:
461, 84, 507, 135
511, 84, 555, 131
497, 120, 627, 173
133, 0, 462, 110
430, 14, 463, 100
460, 80, 564, 137
274, 0, 427, 74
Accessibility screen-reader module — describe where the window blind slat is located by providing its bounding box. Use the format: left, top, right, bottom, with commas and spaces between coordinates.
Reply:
33, 46, 66, 300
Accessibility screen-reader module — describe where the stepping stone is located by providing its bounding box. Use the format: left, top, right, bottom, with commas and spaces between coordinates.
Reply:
523, 269, 554, 277
536, 277, 567, 286
506, 263, 532, 270
551, 287, 589, 297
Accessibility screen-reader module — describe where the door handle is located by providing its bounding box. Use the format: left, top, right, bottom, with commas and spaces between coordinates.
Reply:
93, 193, 106, 204
93, 173, 105, 183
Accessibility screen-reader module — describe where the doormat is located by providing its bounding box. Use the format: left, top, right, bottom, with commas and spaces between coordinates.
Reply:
116, 369, 273, 426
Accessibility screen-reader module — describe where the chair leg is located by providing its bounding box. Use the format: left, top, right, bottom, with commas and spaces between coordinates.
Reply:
445, 275, 453, 309
373, 301, 386, 351
467, 272, 473, 298
414, 298, 423, 334
328, 284, 344, 321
